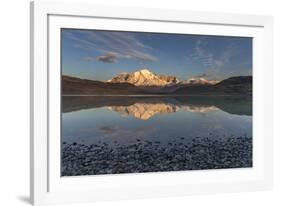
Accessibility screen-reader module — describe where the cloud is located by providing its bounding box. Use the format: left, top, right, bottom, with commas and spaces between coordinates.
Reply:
63, 29, 157, 62
96, 52, 118, 63
191, 39, 216, 67
186, 37, 249, 79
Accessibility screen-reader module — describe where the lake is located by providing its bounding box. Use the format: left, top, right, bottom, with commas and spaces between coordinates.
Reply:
61, 95, 252, 176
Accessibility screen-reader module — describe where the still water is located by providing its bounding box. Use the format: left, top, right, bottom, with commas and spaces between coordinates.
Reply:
61, 96, 252, 176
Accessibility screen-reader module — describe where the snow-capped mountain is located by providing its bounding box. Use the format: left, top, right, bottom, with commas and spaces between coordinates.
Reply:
108, 69, 219, 87
108, 68, 179, 86
180, 78, 219, 85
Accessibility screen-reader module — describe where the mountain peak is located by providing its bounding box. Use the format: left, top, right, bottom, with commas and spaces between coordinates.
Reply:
180, 77, 219, 85
138, 68, 152, 74
109, 68, 178, 86
134, 68, 155, 78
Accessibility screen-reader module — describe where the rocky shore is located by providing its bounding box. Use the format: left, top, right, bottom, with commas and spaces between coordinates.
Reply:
62, 136, 252, 176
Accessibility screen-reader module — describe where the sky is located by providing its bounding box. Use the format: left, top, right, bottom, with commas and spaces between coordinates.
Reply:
61, 28, 252, 81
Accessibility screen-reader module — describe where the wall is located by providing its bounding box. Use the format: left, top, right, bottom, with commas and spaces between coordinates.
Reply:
0, 0, 280, 205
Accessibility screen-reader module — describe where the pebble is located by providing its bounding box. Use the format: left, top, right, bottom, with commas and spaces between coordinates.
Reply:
62, 136, 252, 176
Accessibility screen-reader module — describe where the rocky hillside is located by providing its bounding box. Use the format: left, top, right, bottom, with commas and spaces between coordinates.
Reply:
175, 76, 252, 95
62, 75, 147, 95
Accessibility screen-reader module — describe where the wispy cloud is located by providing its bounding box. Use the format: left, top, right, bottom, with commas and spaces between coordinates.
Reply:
186, 37, 249, 79
187, 39, 216, 68
63, 30, 158, 63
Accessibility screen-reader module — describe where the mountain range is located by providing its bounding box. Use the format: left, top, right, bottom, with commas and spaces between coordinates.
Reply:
107, 69, 218, 86
62, 68, 252, 95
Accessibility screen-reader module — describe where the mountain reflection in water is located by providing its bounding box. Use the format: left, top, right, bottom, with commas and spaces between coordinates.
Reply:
62, 95, 252, 118
108, 104, 221, 120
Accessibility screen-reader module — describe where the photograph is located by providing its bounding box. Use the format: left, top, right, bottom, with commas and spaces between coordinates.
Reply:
61, 28, 253, 176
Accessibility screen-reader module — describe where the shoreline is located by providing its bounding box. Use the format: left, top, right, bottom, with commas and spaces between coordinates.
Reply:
62, 135, 252, 177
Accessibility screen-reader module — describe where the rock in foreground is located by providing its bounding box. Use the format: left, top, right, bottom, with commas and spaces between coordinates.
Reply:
62, 136, 252, 176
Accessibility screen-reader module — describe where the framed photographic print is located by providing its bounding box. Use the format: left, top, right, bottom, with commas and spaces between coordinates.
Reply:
30, 1, 273, 205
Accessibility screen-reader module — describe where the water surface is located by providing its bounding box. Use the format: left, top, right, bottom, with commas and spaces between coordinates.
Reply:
61, 96, 252, 176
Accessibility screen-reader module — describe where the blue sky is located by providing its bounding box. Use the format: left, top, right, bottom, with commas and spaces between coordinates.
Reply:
62, 29, 252, 81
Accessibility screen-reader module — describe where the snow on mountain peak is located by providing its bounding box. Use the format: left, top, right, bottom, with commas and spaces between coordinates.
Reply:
139, 68, 152, 74
109, 68, 178, 86
108, 69, 218, 86
180, 77, 219, 85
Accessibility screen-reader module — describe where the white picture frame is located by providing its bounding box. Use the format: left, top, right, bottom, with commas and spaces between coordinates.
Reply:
30, 1, 273, 205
